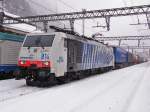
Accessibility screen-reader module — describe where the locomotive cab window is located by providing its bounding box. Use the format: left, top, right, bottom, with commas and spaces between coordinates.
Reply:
23, 35, 55, 47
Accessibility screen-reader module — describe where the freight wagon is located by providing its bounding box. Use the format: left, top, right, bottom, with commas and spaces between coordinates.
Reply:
113, 46, 128, 69
0, 32, 24, 79
128, 52, 136, 65
113, 46, 147, 69
138, 56, 147, 63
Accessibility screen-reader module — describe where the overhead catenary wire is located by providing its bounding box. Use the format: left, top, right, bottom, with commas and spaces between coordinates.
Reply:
122, 0, 128, 6
57, 0, 97, 34
57, 0, 103, 33
121, 0, 141, 34
28, 0, 98, 36
26, 0, 67, 30
27, 0, 91, 33
57, 0, 78, 11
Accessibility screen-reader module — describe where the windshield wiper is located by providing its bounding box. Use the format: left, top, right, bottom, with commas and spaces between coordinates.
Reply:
41, 43, 45, 49
27, 46, 31, 50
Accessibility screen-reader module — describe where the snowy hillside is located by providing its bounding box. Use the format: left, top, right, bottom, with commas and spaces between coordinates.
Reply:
4, 0, 34, 16
4, 0, 57, 16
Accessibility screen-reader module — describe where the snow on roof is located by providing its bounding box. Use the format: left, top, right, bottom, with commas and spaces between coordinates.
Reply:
4, 24, 37, 32
4, 11, 19, 18
3, 11, 43, 33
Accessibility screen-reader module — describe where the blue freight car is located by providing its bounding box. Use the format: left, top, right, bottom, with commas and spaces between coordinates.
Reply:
0, 32, 24, 79
113, 46, 128, 69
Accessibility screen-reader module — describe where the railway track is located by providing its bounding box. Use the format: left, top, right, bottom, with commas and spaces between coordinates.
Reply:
0, 63, 149, 112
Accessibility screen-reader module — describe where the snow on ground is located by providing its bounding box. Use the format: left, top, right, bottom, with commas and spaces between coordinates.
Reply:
0, 62, 150, 112
0, 79, 44, 102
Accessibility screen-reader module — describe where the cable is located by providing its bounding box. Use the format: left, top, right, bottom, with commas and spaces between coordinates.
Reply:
57, 0, 78, 11
27, 0, 95, 36
57, 0, 97, 32
122, 0, 127, 6
130, 0, 147, 33
25, 0, 66, 30
121, 0, 140, 34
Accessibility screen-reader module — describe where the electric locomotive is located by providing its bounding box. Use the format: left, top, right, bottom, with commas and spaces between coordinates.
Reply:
16, 28, 114, 86
0, 32, 24, 79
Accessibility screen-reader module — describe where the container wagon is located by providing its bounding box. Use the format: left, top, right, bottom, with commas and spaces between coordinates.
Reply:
138, 56, 147, 63
127, 52, 134, 66
0, 32, 24, 79
113, 46, 128, 69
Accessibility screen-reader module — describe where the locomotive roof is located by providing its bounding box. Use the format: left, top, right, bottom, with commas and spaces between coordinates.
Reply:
49, 25, 109, 47
27, 26, 111, 48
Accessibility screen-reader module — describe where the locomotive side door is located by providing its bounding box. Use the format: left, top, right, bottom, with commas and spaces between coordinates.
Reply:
67, 39, 77, 72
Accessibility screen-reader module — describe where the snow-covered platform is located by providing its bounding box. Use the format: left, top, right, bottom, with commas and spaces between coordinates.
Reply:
0, 62, 150, 112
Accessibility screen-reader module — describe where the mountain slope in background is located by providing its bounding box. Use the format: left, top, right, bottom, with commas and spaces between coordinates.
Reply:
4, 0, 62, 31
4, 0, 57, 16
4, 0, 35, 16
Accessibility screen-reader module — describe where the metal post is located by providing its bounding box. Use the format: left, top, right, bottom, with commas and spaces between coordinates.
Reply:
149, 49, 150, 57
105, 16, 110, 31
82, 9, 86, 36
82, 19, 85, 36
127, 46, 129, 64
146, 13, 150, 29
69, 19, 75, 32
119, 40, 121, 46
0, 0, 4, 25
132, 48, 134, 54
43, 21, 48, 32
138, 39, 140, 47
0, 11, 4, 25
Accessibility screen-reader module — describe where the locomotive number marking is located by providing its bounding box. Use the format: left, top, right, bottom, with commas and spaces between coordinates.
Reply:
41, 52, 49, 60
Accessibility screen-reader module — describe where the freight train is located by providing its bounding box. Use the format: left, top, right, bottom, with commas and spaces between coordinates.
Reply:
16, 27, 146, 86
113, 46, 142, 69
0, 32, 24, 79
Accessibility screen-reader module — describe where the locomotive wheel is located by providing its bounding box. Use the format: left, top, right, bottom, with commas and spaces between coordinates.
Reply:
47, 74, 57, 86
57, 75, 71, 84
26, 74, 57, 87
26, 79, 34, 86
77, 73, 84, 80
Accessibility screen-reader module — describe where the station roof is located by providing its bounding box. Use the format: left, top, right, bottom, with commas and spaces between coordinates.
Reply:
0, 32, 24, 42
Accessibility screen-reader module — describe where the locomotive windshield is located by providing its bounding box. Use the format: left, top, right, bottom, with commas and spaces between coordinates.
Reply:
23, 35, 55, 47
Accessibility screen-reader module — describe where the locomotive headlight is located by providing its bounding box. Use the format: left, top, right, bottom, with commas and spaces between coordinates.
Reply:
44, 61, 49, 66
20, 61, 24, 64
20, 60, 25, 64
